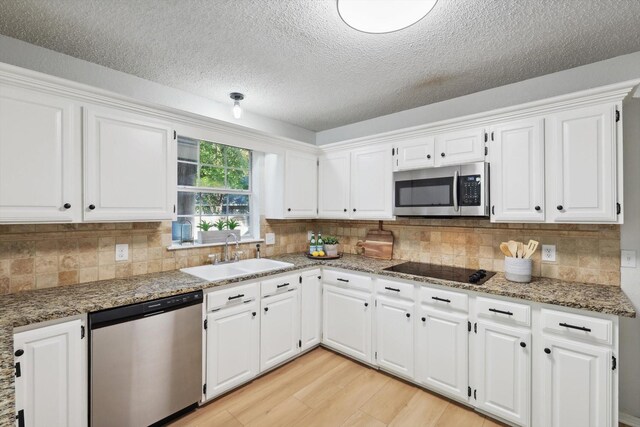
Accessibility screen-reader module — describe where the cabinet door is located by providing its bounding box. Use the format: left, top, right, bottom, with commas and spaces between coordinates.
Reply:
300, 270, 322, 351
491, 118, 545, 222
322, 284, 373, 364
395, 136, 435, 171
83, 107, 175, 221
542, 337, 612, 427
548, 104, 618, 222
284, 150, 318, 218
260, 289, 300, 371
318, 151, 350, 219
350, 145, 393, 219
205, 302, 259, 400
435, 127, 485, 166
376, 295, 414, 378
416, 307, 468, 401
14, 319, 86, 427
475, 321, 530, 427
0, 85, 80, 223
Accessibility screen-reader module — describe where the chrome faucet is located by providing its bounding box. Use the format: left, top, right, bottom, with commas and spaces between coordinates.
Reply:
224, 233, 240, 262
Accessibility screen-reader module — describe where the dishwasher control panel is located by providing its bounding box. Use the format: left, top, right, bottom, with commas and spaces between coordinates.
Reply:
143, 291, 202, 313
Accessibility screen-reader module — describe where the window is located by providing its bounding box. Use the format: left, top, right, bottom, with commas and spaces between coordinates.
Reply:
172, 136, 252, 244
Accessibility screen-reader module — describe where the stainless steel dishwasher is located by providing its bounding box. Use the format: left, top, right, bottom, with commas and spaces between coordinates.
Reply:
89, 290, 203, 427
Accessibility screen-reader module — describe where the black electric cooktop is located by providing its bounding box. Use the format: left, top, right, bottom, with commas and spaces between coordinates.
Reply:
384, 262, 495, 285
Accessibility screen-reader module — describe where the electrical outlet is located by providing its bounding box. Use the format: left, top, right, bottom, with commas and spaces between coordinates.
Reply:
621, 250, 637, 268
265, 233, 275, 245
115, 244, 129, 261
541, 244, 556, 262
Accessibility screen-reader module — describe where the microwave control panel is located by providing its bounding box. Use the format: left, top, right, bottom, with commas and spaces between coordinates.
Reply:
460, 175, 482, 206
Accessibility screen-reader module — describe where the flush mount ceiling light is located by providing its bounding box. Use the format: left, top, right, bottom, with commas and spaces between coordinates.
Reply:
337, 0, 437, 34
230, 92, 244, 119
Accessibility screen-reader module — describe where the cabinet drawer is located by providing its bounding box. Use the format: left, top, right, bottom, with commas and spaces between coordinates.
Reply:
419, 287, 468, 312
207, 282, 259, 312
476, 297, 530, 327
323, 269, 372, 292
541, 308, 613, 345
376, 278, 415, 301
261, 274, 300, 297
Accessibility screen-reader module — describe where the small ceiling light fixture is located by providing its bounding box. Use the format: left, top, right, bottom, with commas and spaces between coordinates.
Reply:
337, 0, 437, 34
230, 92, 244, 119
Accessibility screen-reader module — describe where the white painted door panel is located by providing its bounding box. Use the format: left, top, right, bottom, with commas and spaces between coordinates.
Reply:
260, 289, 300, 371
395, 136, 435, 170
416, 307, 468, 401
350, 145, 393, 219
322, 284, 373, 364
14, 319, 86, 427
284, 150, 318, 218
318, 152, 350, 219
205, 302, 259, 400
491, 118, 545, 222
475, 321, 530, 427
376, 295, 414, 378
300, 270, 322, 350
435, 127, 485, 166
84, 107, 175, 221
0, 85, 80, 223
542, 337, 612, 427
548, 104, 617, 222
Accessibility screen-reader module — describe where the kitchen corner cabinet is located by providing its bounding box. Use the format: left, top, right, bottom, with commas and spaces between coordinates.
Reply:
300, 270, 322, 351
83, 107, 176, 221
0, 85, 81, 223
260, 287, 301, 372
350, 145, 393, 219
318, 151, 351, 219
547, 103, 620, 223
264, 150, 318, 219
490, 118, 545, 222
14, 319, 87, 427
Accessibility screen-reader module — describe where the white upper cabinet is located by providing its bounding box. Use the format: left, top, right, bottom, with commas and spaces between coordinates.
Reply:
14, 319, 86, 427
318, 151, 351, 219
83, 107, 176, 221
490, 118, 545, 222
350, 144, 393, 219
547, 103, 619, 223
434, 127, 486, 167
541, 336, 612, 427
265, 150, 318, 219
0, 85, 80, 223
394, 136, 435, 171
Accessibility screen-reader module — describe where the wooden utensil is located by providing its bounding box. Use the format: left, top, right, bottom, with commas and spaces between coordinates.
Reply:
523, 240, 539, 259
499, 242, 513, 257
507, 241, 519, 259
358, 221, 394, 260
517, 241, 524, 258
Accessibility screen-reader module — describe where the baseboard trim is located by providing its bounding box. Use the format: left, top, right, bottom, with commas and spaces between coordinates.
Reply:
620, 412, 640, 427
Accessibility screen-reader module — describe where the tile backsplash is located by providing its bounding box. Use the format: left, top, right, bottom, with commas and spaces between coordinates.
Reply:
0, 217, 620, 294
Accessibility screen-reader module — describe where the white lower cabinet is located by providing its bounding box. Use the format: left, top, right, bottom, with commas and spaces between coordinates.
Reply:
205, 300, 260, 400
416, 306, 469, 401
300, 270, 322, 351
13, 319, 86, 427
474, 320, 531, 427
260, 288, 301, 372
375, 295, 414, 378
322, 284, 373, 364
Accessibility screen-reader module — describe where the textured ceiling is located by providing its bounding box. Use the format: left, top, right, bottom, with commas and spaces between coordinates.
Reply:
1, 0, 640, 132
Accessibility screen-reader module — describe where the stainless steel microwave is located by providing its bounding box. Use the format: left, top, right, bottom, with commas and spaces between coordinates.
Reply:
393, 162, 489, 217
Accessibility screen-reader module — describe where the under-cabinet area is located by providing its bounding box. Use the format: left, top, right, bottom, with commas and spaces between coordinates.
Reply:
9, 257, 627, 427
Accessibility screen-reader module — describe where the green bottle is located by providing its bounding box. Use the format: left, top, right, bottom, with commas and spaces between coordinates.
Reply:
317, 233, 324, 253
309, 233, 316, 254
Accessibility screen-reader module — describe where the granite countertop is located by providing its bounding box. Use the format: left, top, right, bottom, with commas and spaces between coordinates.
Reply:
0, 253, 636, 425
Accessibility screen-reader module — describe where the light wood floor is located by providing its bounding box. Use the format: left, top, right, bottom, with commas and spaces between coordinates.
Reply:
170, 347, 508, 427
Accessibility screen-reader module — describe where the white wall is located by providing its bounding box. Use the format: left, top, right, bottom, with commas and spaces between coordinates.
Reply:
317, 51, 640, 145
620, 97, 640, 419
0, 35, 315, 144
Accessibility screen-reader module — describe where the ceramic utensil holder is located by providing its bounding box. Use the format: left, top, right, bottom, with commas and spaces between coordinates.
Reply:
504, 257, 532, 283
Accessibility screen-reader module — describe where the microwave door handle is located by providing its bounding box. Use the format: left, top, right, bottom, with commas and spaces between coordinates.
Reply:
453, 169, 460, 212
